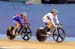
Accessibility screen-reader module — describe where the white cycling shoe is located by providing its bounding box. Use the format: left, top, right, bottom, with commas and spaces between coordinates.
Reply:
46, 32, 52, 37
41, 32, 52, 37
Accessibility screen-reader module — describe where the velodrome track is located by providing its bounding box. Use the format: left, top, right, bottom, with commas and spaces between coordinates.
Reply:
0, 39, 75, 49
0, 34, 75, 49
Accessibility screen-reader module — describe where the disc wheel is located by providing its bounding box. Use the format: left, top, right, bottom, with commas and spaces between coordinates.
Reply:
7, 26, 16, 40
36, 29, 47, 42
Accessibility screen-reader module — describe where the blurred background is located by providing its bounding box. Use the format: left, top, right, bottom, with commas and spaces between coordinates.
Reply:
0, 0, 75, 4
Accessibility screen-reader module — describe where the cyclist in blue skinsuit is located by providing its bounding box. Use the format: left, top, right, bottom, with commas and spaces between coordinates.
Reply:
12, 12, 28, 35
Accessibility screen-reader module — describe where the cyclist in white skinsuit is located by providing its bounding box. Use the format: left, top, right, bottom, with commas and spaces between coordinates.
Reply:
42, 9, 60, 35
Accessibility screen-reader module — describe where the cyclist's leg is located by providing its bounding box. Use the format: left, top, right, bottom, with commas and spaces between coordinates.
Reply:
47, 21, 52, 29
42, 18, 52, 35
43, 18, 51, 30
13, 20, 20, 35
44, 21, 52, 31
46, 21, 52, 35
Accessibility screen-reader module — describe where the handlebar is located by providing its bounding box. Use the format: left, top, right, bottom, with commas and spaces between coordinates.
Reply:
24, 23, 30, 26
55, 24, 62, 28
20, 23, 30, 28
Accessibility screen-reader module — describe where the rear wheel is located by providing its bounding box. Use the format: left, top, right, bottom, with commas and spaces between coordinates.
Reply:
21, 27, 32, 41
36, 29, 47, 42
53, 27, 66, 43
7, 26, 16, 40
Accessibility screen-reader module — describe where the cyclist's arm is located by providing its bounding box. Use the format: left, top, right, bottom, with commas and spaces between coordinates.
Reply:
55, 15, 60, 24
51, 18, 56, 27
22, 16, 28, 24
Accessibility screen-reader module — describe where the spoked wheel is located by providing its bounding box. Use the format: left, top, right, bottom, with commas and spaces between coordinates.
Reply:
53, 27, 66, 43
36, 29, 47, 42
7, 26, 16, 40
21, 27, 32, 41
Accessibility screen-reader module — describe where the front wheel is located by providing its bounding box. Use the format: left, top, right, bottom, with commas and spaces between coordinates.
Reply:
53, 27, 66, 43
36, 29, 47, 42
21, 27, 32, 41
7, 26, 16, 40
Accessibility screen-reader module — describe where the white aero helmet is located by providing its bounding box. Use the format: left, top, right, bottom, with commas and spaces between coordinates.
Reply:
21, 12, 27, 17
51, 9, 58, 14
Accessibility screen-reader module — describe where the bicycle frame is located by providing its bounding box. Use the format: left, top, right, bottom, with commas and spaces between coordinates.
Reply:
17, 23, 29, 34
50, 24, 62, 33
18, 25, 24, 34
